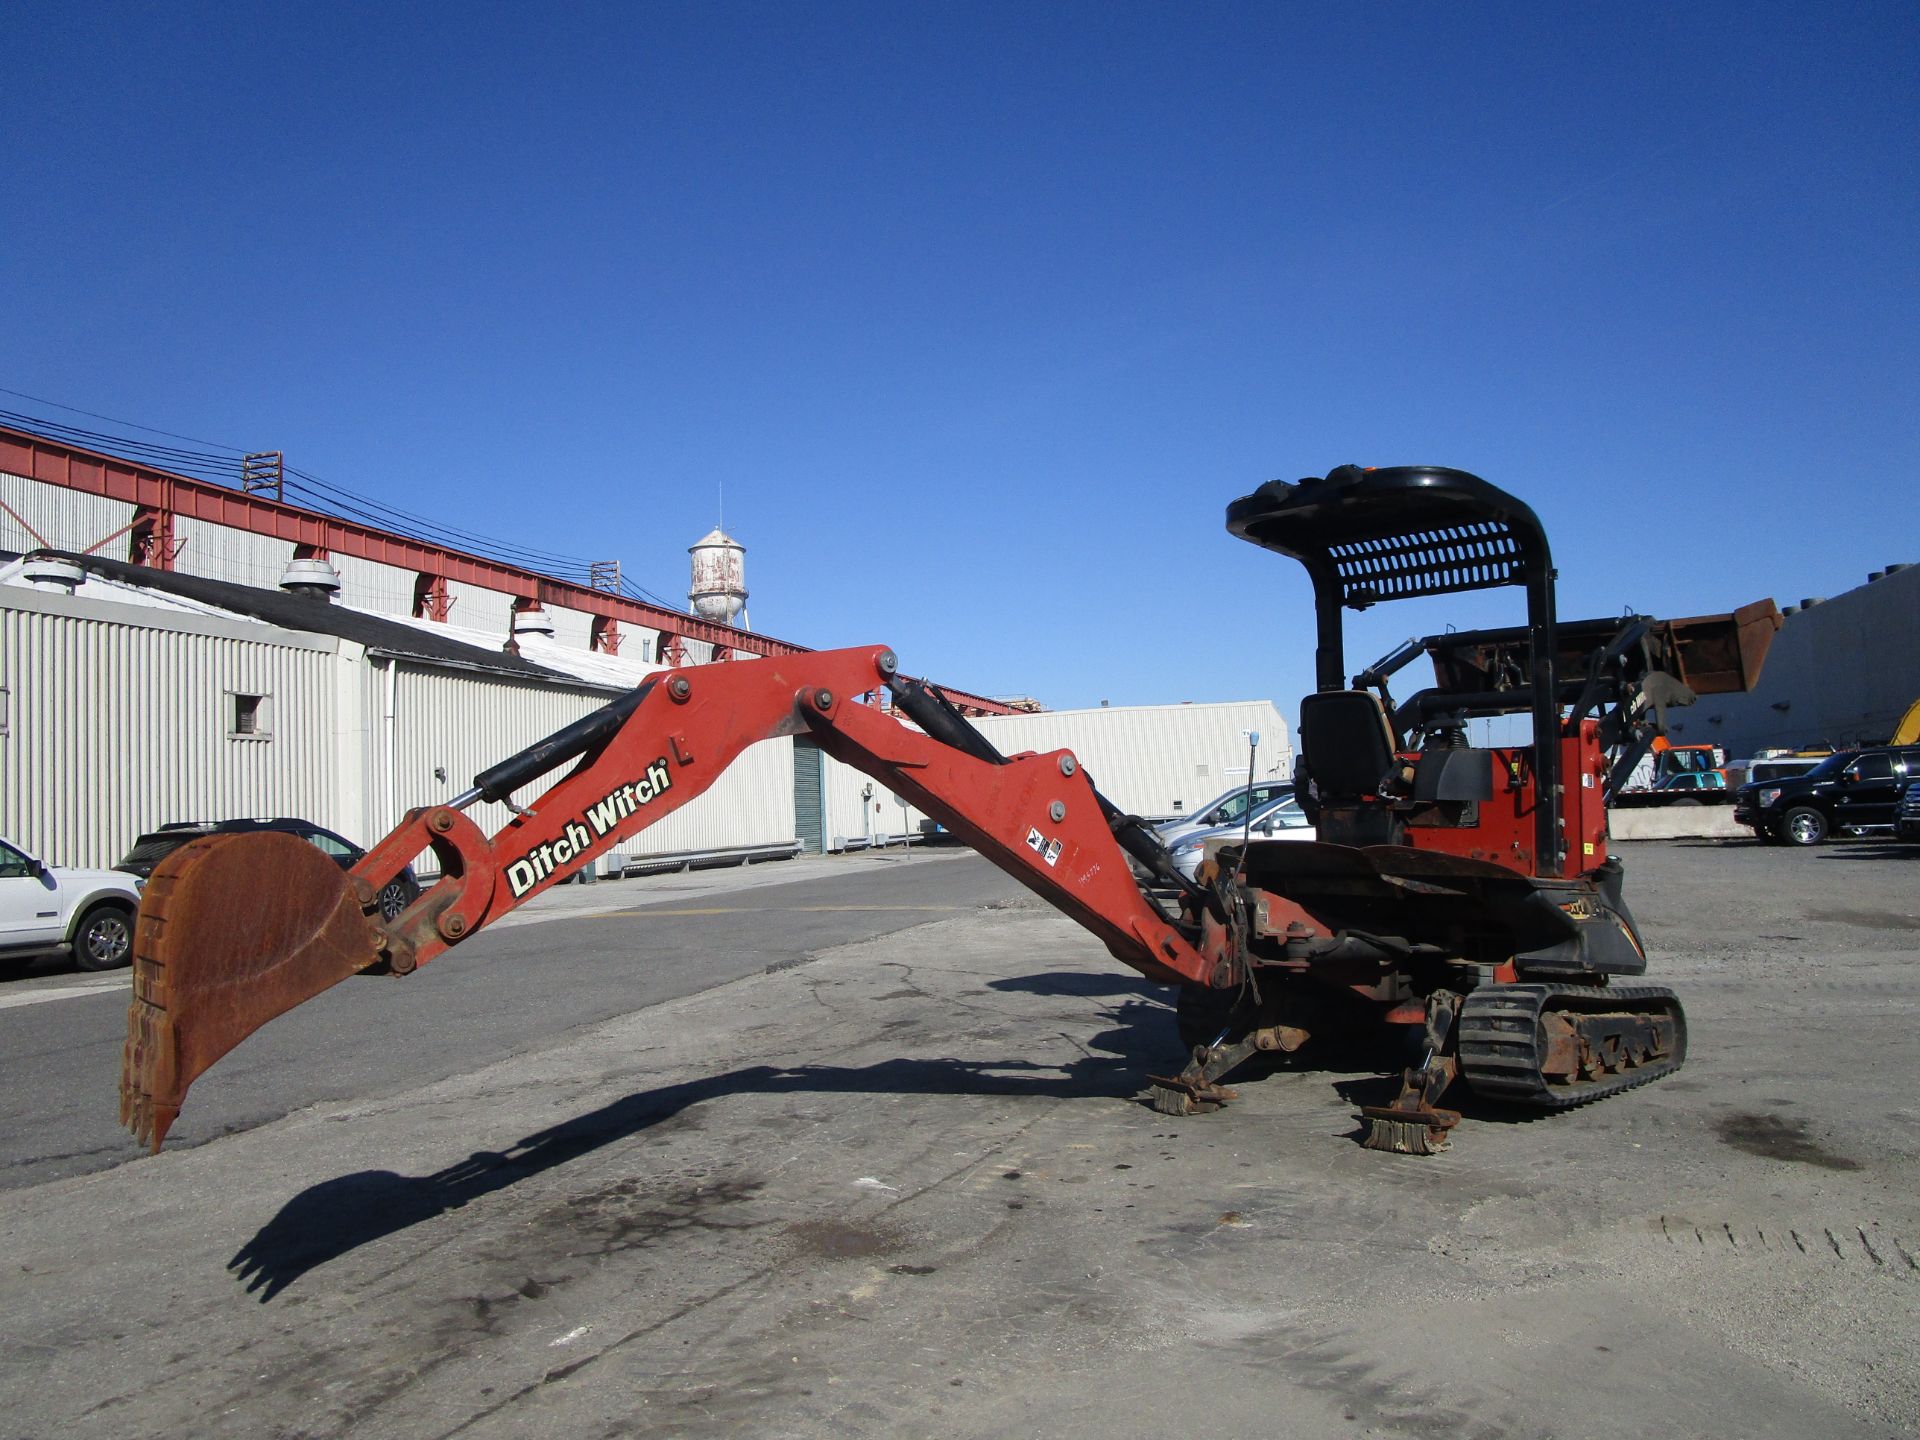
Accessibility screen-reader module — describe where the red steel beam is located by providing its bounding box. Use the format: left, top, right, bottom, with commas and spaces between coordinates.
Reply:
0, 423, 1016, 714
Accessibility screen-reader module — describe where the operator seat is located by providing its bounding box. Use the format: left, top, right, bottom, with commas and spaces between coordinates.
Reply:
1297, 690, 1406, 847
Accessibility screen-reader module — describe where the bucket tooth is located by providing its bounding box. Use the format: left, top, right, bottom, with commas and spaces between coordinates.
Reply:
120, 833, 385, 1152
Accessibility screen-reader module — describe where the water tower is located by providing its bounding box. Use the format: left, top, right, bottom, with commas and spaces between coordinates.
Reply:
688, 526, 749, 630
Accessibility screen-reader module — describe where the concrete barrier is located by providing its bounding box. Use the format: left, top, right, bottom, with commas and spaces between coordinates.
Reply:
1607, 806, 1750, 841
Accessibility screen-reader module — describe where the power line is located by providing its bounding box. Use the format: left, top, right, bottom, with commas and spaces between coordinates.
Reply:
0, 386, 249, 453
282, 466, 604, 574
0, 409, 245, 480
1, 393, 699, 614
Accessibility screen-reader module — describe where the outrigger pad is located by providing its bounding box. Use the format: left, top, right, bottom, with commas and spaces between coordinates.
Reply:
1359, 1104, 1460, 1156
121, 833, 384, 1152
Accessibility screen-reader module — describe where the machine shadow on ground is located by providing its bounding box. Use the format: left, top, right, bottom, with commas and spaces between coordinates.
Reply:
224, 969, 1583, 1301
228, 982, 1184, 1301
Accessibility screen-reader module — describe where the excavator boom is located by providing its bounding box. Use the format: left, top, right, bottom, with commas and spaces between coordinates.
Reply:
122, 645, 1220, 1150
122, 463, 1782, 1163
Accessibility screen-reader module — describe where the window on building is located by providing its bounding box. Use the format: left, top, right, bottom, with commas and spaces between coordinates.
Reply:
230, 692, 271, 740
0, 685, 8, 736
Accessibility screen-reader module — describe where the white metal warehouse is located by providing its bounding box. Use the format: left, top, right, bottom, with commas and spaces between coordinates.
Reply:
0, 554, 794, 874
1, 554, 1295, 873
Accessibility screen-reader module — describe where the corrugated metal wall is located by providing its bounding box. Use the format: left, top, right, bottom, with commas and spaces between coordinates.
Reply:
372, 661, 795, 873
171, 516, 291, 592
544, 605, 594, 650
970, 702, 1291, 818
0, 592, 339, 867
444, 580, 513, 636
1, 470, 134, 555
811, 702, 1288, 845
821, 750, 927, 847
1, 583, 798, 879
331, 553, 416, 617
623, 735, 795, 861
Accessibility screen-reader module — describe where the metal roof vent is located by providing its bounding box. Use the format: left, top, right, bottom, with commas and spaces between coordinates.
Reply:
21, 551, 84, 594
511, 603, 557, 639
279, 555, 342, 600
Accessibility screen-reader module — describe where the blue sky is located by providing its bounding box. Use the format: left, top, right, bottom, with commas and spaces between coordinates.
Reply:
5, 3, 1915, 716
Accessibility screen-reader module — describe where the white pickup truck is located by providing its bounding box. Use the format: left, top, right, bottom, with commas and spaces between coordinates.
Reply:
0, 835, 142, 971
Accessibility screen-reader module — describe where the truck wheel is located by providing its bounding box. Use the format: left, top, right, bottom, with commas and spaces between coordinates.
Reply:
1782, 806, 1829, 847
73, 902, 135, 971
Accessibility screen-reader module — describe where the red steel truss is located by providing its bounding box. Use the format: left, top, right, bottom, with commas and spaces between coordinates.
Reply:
0, 422, 1014, 715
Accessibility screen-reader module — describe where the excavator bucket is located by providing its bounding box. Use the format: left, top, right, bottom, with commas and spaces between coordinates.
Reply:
1659, 598, 1782, 695
121, 833, 386, 1152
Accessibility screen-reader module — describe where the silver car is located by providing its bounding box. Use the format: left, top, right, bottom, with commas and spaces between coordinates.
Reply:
1164, 794, 1316, 880
1157, 781, 1295, 849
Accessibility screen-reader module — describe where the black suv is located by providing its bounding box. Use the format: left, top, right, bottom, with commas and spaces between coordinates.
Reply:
1734, 747, 1920, 846
117, 819, 421, 919
1897, 781, 1920, 843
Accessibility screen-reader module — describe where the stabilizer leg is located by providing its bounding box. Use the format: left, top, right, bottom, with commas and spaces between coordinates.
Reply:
1360, 991, 1463, 1155
1147, 1017, 1307, 1116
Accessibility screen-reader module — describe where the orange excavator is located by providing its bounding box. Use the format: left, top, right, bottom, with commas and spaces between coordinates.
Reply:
121, 465, 1779, 1157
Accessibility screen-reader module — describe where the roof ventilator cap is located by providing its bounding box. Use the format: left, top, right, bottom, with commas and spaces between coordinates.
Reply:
21, 551, 84, 594
511, 604, 557, 639
279, 556, 342, 600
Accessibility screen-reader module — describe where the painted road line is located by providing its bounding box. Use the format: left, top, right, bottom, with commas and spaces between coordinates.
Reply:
0, 977, 130, 1010
0, 904, 971, 1007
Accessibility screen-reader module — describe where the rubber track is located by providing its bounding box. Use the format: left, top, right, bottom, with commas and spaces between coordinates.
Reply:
1457, 983, 1687, 1109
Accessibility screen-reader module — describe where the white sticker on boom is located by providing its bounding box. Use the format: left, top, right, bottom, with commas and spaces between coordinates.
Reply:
1026, 827, 1045, 854
1043, 839, 1062, 867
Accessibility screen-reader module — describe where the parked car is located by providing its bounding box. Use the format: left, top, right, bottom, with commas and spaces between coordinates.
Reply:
1655, 771, 1732, 804
1733, 746, 1920, 845
1614, 770, 1734, 808
1896, 780, 1920, 843
1157, 781, 1295, 848
116, 818, 421, 919
0, 835, 143, 971
1166, 794, 1316, 880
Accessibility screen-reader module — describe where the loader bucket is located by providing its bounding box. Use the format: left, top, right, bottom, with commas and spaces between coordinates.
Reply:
1659, 599, 1782, 695
121, 832, 386, 1152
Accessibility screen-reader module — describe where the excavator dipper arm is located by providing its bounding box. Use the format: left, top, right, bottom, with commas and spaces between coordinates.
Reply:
122, 645, 1221, 1151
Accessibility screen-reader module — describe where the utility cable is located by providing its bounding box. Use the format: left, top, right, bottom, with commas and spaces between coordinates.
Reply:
0, 392, 704, 611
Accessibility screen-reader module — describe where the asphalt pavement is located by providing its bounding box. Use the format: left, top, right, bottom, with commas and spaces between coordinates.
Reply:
0, 838, 1914, 1439
0, 846, 1004, 1190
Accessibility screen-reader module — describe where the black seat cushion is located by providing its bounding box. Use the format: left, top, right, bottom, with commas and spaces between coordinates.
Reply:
1300, 691, 1398, 799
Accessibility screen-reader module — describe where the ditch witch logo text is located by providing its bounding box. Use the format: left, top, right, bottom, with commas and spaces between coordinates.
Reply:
505, 756, 673, 897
